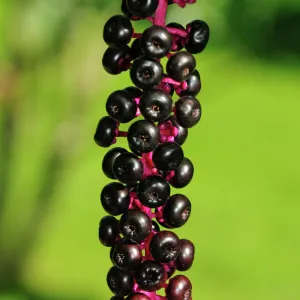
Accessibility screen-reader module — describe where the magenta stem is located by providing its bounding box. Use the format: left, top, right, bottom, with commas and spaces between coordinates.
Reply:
162, 77, 181, 86
166, 26, 188, 37
117, 131, 127, 137
154, 0, 168, 26
132, 32, 142, 38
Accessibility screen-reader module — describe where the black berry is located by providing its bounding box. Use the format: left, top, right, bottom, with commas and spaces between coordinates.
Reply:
179, 69, 201, 97
124, 86, 143, 98
186, 20, 210, 54
126, 0, 159, 18
94, 116, 118, 147
175, 239, 195, 271
107, 266, 134, 296
131, 38, 143, 60
166, 275, 192, 300
169, 157, 194, 188
99, 216, 120, 247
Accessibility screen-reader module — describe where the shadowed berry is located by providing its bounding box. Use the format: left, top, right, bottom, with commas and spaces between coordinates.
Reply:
107, 266, 134, 296
179, 69, 201, 97
175, 239, 195, 271
131, 38, 144, 60
94, 116, 118, 147
124, 86, 143, 98
186, 20, 210, 54
126, 0, 159, 18
99, 216, 120, 247
166, 275, 192, 300
169, 157, 194, 188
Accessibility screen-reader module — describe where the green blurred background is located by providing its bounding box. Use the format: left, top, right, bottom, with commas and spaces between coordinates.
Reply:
1, 0, 300, 299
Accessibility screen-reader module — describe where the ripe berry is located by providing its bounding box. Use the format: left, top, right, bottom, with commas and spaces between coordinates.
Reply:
134, 260, 167, 292
127, 120, 160, 153
175, 239, 195, 271
140, 25, 172, 59
120, 209, 152, 243
150, 231, 181, 263
175, 95, 201, 128
166, 51, 196, 81
110, 296, 124, 300
179, 69, 201, 97
103, 15, 133, 48
113, 152, 144, 185
102, 147, 128, 179
124, 86, 143, 98
99, 216, 120, 247
107, 266, 134, 296
163, 194, 191, 228
153, 142, 184, 172
137, 175, 170, 208
186, 20, 210, 54
167, 22, 185, 51
131, 38, 143, 60
130, 56, 163, 89
106, 90, 137, 123
101, 182, 130, 216
126, 0, 159, 18
165, 275, 192, 300
139, 89, 173, 122
94, 116, 118, 147
169, 157, 194, 188
152, 220, 160, 232
127, 293, 151, 300
103, 46, 132, 75
112, 239, 142, 271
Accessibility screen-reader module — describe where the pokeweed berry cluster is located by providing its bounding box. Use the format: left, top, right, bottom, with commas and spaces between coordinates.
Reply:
96, 0, 209, 299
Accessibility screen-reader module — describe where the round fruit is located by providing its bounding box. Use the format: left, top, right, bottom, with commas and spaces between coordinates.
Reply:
166, 22, 185, 51
99, 216, 120, 247
127, 293, 151, 300
169, 157, 194, 188
94, 116, 118, 147
131, 37, 143, 60
124, 86, 143, 98
179, 69, 201, 97
175, 239, 195, 271
126, 0, 159, 18
165, 275, 192, 300
186, 20, 210, 54
107, 266, 134, 296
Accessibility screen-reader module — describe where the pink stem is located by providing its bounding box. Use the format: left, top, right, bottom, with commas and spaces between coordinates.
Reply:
166, 27, 188, 37
154, 0, 168, 26
162, 77, 181, 86
132, 32, 142, 38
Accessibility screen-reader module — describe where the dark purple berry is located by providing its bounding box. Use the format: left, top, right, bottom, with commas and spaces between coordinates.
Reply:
139, 89, 173, 122
150, 231, 181, 263
99, 216, 120, 247
137, 175, 170, 208
166, 264, 176, 278
166, 51, 196, 81
175, 239, 195, 271
134, 260, 167, 292
94, 116, 118, 147
113, 152, 144, 185
130, 56, 163, 89
126, 0, 158, 18
127, 120, 160, 153
131, 38, 143, 59
107, 266, 134, 296
120, 209, 152, 243
186, 20, 210, 54
163, 194, 191, 228
169, 157, 194, 188
103, 15, 133, 48
166, 275, 192, 300
179, 69, 201, 97
101, 182, 130, 216
124, 86, 143, 98
111, 296, 124, 300
127, 293, 151, 300
175, 96, 201, 128
167, 22, 185, 51
152, 220, 160, 232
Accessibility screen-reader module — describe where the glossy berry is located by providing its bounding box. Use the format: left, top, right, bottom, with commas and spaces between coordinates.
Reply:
102, 147, 128, 179
94, 116, 118, 147
106, 90, 137, 123
103, 46, 132, 75
120, 209, 152, 243
126, 0, 159, 18
153, 142, 184, 171
127, 293, 151, 300
163, 194, 191, 228
167, 22, 185, 51
99, 216, 120, 247
139, 89, 173, 122
179, 69, 201, 97
175, 96, 201, 128
186, 20, 210, 54
140, 25, 172, 58
113, 152, 144, 185
166, 275, 192, 300
124, 86, 143, 98
134, 260, 167, 292
127, 120, 160, 153
166, 51, 196, 81
130, 56, 163, 89
103, 15, 133, 48
131, 38, 143, 60
175, 239, 195, 271
150, 231, 181, 263
101, 182, 130, 215
152, 220, 160, 232
169, 157, 194, 188
107, 266, 134, 296
112, 239, 142, 271
137, 175, 170, 208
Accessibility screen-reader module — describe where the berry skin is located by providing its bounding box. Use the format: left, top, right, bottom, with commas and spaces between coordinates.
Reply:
94, 116, 118, 147
103, 15, 133, 48
124, 86, 143, 98
140, 25, 173, 59
102, 147, 128, 179
137, 175, 170, 208
175, 239, 195, 271
127, 293, 151, 300
186, 20, 210, 54
166, 51, 196, 81
165, 275, 192, 300
179, 69, 201, 97
130, 56, 163, 89
120, 209, 152, 243
152, 220, 161, 232
103, 46, 132, 75
131, 38, 144, 60
110, 296, 124, 300
106, 90, 137, 123
175, 95, 201, 128
126, 0, 159, 18
139, 89, 173, 122
134, 260, 167, 292
101, 182, 130, 216
127, 120, 160, 153
107, 266, 134, 296
112, 239, 142, 271
99, 216, 120, 247
163, 194, 191, 228
153, 142, 184, 172
167, 22, 185, 51
113, 152, 144, 185
150, 230, 181, 263
169, 157, 194, 188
